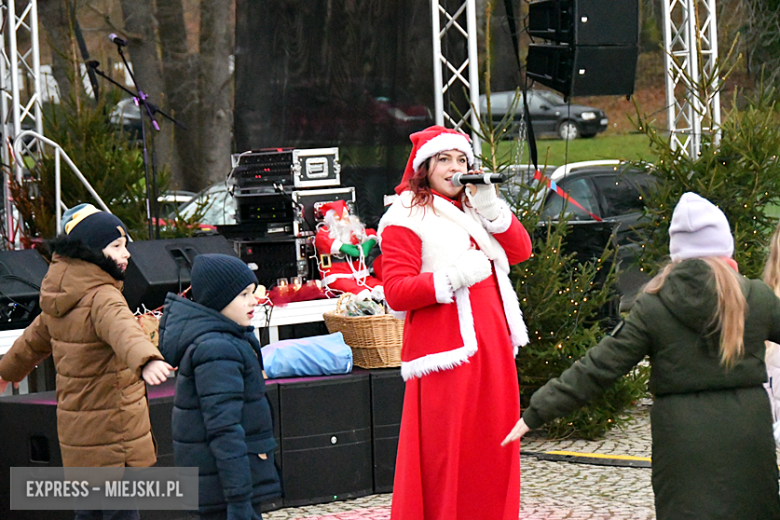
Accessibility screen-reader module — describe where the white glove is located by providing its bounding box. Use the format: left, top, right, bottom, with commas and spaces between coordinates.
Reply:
773, 420, 780, 445
443, 249, 492, 291
370, 285, 385, 301
466, 184, 501, 221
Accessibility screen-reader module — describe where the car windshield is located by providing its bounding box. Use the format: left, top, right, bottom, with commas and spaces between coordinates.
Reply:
535, 90, 566, 106
177, 185, 236, 225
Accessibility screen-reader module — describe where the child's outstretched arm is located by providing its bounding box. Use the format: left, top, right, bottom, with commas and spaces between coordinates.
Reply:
142, 359, 174, 385
0, 314, 53, 386
91, 287, 166, 377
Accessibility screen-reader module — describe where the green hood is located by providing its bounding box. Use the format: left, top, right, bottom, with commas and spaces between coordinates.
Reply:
655, 259, 734, 352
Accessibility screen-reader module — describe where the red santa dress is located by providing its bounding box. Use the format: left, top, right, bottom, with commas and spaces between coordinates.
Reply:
379, 189, 532, 520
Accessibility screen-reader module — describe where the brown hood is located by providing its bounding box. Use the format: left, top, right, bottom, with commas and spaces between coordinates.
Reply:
40, 254, 124, 318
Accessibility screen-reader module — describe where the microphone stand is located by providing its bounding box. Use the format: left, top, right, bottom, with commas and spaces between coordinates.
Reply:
102, 43, 184, 239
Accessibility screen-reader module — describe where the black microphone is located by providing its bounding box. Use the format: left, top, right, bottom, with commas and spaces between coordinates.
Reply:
451, 172, 506, 187
108, 33, 128, 47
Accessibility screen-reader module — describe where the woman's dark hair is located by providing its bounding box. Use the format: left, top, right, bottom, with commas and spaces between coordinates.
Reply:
407, 154, 473, 210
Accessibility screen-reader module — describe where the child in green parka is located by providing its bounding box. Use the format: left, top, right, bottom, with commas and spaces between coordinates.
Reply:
503, 192, 780, 520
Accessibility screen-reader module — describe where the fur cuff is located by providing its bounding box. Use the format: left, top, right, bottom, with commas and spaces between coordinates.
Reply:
433, 271, 454, 304
479, 200, 512, 234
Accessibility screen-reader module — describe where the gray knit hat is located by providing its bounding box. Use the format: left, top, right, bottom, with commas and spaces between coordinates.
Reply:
191, 254, 258, 312
669, 192, 734, 262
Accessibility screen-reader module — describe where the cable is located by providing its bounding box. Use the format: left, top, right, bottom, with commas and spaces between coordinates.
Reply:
272, 183, 313, 233
0, 275, 40, 290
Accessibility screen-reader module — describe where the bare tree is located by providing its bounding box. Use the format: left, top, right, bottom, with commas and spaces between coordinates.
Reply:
119, 0, 181, 189
198, 0, 233, 187
157, 0, 201, 192
741, 0, 780, 86
38, 0, 74, 103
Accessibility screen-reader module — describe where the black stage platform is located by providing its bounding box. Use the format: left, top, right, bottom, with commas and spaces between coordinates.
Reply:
0, 368, 404, 520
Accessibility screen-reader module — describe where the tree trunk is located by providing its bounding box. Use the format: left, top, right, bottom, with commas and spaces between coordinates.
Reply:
157, 0, 199, 192
119, 0, 178, 197
38, 0, 73, 103
198, 0, 234, 187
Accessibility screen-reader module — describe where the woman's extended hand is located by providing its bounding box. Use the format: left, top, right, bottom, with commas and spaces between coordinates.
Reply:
501, 418, 530, 446
0, 375, 19, 395
142, 360, 175, 385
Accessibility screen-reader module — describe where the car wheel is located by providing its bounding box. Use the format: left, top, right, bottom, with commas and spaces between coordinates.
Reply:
558, 120, 580, 140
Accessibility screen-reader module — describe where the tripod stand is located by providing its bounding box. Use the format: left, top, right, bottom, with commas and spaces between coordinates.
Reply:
89, 44, 185, 239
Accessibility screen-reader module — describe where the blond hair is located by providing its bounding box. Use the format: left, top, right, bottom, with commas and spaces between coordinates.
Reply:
763, 222, 780, 298
645, 258, 745, 367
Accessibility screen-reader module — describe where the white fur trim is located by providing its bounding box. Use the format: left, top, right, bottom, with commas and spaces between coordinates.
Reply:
330, 239, 344, 255
401, 344, 477, 380
379, 191, 529, 375
479, 200, 513, 234
321, 270, 370, 286
413, 133, 475, 171
389, 309, 407, 321
455, 286, 478, 353
401, 287, 478, 380
496, 267, 529, 350
433, 270, 454, 304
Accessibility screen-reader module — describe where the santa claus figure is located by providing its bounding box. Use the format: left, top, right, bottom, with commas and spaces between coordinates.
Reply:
314, 200, 383, 298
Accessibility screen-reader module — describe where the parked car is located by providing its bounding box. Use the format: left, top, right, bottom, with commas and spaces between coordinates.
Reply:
510, 160, 658, 309
174, 182, 236, 230
158, 190, 196, 216
110, 97, 143, 139
479, 89, 609, 140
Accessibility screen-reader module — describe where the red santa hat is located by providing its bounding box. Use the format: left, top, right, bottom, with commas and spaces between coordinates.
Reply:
319, 200, 349, 219
395, 125, 475, 194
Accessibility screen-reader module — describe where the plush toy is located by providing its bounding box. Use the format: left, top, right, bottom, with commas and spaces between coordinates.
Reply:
314, 200, 383, 299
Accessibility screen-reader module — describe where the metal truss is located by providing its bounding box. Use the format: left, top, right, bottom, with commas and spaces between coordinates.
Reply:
663, 0, 721, 157
0, 0, 44, 246
430, 0, 481, 151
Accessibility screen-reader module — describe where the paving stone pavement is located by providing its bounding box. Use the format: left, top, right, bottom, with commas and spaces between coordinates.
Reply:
265, 399, 657, 520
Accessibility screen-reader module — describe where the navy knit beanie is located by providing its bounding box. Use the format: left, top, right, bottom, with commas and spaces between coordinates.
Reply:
62, 203, 129, 250
191, 254, 258, 312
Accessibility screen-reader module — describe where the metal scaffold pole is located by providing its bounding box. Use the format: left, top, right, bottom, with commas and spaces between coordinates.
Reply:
1, 0, 44, 248
431, 0, 482, 151
663, 0, 721, 158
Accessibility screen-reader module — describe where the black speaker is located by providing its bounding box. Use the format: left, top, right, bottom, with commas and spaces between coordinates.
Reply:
0, 392, 67, 520
528, 0, 639, 46
147, 379, 176, 468
261, 381, 283, 512
278, 373, 373, 506
0, 249, 48, 331
526, 44, 638, 97
370, 369, 404, 493
123, 235, 238, 312
0, 385, 188, 520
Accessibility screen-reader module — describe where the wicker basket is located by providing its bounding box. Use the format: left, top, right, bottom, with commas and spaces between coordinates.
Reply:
323, 295, 403, 369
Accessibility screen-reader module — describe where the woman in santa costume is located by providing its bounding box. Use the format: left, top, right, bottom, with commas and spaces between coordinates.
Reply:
378, 125, 532, 520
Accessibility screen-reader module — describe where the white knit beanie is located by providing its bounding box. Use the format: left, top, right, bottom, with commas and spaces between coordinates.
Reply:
669, 192, 734, 261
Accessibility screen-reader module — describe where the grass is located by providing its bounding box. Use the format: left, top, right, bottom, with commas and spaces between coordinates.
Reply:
481, 132, 660, 169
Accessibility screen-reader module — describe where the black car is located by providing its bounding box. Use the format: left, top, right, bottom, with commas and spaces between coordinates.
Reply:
516, 161, 657, 310
479, 89, 608, 140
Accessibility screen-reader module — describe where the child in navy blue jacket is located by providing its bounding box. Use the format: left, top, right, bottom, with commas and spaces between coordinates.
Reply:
158, 254, 280, 520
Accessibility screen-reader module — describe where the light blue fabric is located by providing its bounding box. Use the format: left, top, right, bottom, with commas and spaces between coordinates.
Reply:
261, 332, 353, 378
